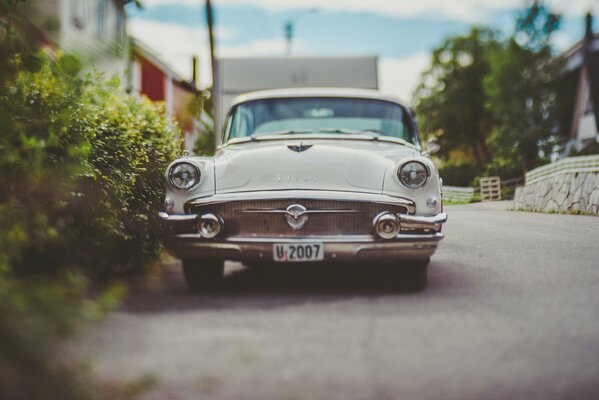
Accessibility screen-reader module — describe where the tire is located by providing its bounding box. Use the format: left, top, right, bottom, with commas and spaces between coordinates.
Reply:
394, 258, 429, 292
182, 259, 224, 292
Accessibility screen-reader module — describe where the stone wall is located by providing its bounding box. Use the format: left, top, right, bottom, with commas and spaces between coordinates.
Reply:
514, 158, 599, 214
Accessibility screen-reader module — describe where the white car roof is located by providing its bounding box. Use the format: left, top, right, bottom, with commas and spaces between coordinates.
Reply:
230, 88, 411, 109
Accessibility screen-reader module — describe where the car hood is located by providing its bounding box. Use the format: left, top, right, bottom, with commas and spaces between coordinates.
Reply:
214, 138, 421, 194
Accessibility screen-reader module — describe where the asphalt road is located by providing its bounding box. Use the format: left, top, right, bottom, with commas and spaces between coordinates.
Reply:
74, 202, 599, 400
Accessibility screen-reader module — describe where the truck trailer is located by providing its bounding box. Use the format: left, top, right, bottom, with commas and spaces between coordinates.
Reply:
212, 56, 379, 145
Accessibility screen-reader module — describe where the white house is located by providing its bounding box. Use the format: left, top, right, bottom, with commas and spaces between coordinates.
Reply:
17, 0, 131, 82
562, 13, 599, 153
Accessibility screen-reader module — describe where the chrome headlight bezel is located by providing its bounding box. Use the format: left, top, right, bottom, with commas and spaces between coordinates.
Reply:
167, 161, 201, 191
397, 160, 430, 190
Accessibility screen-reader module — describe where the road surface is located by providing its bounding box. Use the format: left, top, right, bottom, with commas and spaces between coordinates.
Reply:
74, 202, 599, 400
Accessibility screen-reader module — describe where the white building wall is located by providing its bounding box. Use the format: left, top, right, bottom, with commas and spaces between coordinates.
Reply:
58, 0, 128, 83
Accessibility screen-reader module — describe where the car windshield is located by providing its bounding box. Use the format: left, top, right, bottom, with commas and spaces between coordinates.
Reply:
225, 97, 416, 144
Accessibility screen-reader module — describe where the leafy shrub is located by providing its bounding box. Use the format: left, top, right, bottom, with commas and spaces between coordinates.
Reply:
1, 60, 180, 275
69, 76, 180, 273
0, 2, 180, 397
484, 156, 523, 181
193, 130, 216, 156
439, 161, 480, 187
0, 273, 124, 400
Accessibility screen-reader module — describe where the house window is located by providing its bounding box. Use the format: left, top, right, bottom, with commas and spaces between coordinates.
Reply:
97, 0, 107, 37
71, 0, 89, 29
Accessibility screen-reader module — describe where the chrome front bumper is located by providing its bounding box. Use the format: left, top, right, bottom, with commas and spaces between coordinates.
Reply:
159, 212, 447, 262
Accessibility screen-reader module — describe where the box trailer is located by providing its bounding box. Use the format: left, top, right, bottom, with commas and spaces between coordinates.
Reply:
212, 56, 379, 145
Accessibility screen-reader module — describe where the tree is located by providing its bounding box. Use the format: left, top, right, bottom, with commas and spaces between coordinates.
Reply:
414, 28, 499, 170
484, 0, 563, 174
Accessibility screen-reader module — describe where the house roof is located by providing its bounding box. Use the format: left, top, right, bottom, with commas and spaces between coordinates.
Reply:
131, 38, 201, 95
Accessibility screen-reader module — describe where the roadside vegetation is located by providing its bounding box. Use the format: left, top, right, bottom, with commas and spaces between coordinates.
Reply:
414, 1, 571, 187
0, 1, 179, 398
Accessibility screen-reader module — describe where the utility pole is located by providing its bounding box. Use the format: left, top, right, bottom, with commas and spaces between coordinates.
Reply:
285, 21, 293, 56
284, 8, 318, 56
205, 0, 216, 89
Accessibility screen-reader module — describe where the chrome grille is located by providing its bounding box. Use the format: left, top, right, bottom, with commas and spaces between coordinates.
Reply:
188, 199, 409, 237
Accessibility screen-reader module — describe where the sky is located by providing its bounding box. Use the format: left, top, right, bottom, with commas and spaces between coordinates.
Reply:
126, 0, 599, 102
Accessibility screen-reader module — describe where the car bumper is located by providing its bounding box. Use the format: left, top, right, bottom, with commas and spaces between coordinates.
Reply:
160, 212, 447, 262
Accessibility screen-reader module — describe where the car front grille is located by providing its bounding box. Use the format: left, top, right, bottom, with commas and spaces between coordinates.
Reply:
187, 199, 409, 237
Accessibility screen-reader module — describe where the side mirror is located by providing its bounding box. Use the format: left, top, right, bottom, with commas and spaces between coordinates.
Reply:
427, 138, 440, 155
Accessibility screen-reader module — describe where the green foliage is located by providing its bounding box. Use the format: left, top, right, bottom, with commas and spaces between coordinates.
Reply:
414, 27, 499, 170
414, 1, 569, 183
484, 155, 523, 181
69, 76, 180, 273
484, 1, 563, 173
439, 161, 480, 187
193, 131, 216, 156
192, 89, 216, 156
0, 3, 179, 398
0, 273, 125, 400
1, 59, 179, 274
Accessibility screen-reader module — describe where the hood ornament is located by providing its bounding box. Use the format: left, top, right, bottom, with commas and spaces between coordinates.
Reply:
285, 204, 309, 230
287, 142, 313, 153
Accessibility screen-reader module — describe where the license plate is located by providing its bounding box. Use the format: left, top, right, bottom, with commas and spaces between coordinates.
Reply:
273, 243, 324, 262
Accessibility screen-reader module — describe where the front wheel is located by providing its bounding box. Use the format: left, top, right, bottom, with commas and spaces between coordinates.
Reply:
182, 259, 224, 292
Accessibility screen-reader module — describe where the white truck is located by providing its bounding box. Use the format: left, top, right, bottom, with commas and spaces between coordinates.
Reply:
212, 56, 379, 145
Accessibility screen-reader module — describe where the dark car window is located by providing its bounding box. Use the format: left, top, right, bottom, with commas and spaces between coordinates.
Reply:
226, 97, 416, 144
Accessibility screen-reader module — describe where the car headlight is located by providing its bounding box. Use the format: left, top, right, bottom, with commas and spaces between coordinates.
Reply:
398, 161, 429, 189
168, 162, 200, 190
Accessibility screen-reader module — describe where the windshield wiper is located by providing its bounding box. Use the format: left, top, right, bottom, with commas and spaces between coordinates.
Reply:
227, 130, 314, 144
317, 128, 385, 140
316, 128, 416, 148
317, 127, 379, 136
254, 129, 314, 136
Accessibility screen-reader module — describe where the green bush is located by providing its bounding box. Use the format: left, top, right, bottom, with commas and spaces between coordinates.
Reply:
439, 161, 480, 187
69, 75, 180, 273
1, 2, 180, 396
1, 59, 180, 275
484, 156, 523, 181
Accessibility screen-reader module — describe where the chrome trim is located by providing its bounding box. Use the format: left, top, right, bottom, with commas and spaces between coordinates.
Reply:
198, 213, 224, 238
164, 233, 443, 261
238, 208, 360, 215
284, 204, 309, 230
372, 212, 401, 240
399, 213, 447, 225
166, 161, 201, 191
186, 190, 416, 214
158, 211, 198, 222
173, 233, 443, 243
396, 160, 431, 190
287, 143, 313, 152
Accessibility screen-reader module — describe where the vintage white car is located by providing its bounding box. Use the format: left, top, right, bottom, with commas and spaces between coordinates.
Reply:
160, 88, 446, 291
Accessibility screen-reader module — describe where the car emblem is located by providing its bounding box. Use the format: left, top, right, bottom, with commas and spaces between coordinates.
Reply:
285, 204, 309, 230
287, 143, 313, 153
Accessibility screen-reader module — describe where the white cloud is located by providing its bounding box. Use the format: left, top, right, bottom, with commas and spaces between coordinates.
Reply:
139, 0, 598, 23
129, 19, 212, 85
379, 53, 430, 103
128, 19, 294, 87
220, 37, 290, 56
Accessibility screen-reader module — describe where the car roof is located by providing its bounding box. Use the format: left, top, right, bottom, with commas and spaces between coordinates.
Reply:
230, 88, 411, 109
